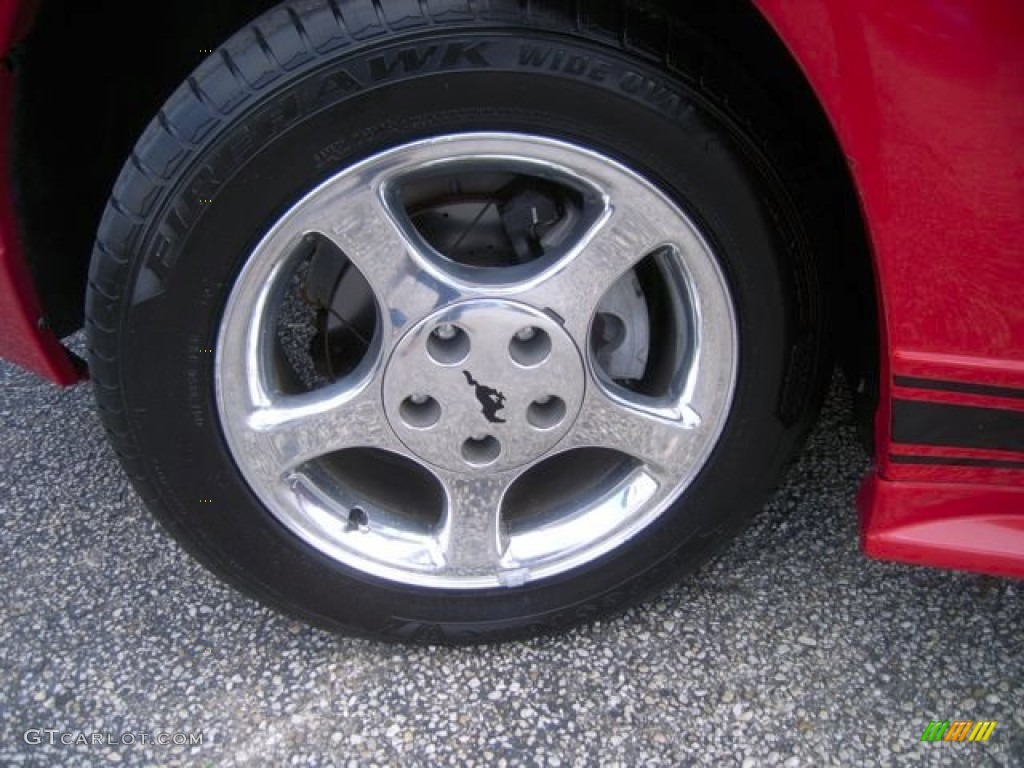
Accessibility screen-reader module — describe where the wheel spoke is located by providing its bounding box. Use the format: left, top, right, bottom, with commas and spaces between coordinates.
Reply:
233, 381, 400, 479
301, 175, 459, 336
562, 386, 703, 477
530, 195, 677, 342
434, 470, 518, 576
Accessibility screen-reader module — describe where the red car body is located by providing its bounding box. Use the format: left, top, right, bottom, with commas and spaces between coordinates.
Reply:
2, 0, 1022, 576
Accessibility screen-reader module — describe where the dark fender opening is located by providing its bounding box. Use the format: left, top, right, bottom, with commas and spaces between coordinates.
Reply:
8, 0, 278, 337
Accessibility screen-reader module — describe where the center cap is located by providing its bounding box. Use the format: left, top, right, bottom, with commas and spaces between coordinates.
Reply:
382, 300, 585, 473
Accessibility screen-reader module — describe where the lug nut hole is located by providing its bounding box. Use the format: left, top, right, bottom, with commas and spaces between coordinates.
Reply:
461, 435, 501, 466
427, 324, 470, 365
509, 327, 551, 367
527, 397, 567, 430
400, 395, 441, 429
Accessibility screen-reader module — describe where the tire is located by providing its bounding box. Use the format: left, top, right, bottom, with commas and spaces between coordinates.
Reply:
86, 0, 828, 643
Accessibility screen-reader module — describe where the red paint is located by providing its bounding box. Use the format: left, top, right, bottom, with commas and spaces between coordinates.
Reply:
892, 349, 1024, 393
860, 476, 1024, 579
750, 0, 1024, 392
754, 0, 1024, 576
886, 462, 1024, 488
0, 0, 78, 384
890, 443, 1024, 465
891, 385, 1024, 414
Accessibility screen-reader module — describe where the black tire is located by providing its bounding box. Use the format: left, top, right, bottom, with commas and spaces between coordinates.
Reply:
86, 0, 829, 643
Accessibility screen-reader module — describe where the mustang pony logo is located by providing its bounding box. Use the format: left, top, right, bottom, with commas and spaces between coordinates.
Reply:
463, 371, 507, 424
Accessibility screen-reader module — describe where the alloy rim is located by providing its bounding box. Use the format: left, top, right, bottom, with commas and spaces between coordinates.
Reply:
215, 133, 738, 589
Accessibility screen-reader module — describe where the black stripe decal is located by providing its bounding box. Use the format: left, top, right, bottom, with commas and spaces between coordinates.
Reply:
892, 399, 1024, 453
890, 454, 1024, 470
894, 376, 1024, 401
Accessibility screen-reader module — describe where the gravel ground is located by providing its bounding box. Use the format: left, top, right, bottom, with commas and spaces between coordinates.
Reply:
1, 347, 1021, 767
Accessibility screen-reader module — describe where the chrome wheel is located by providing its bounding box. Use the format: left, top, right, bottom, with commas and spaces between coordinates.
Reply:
215, 133, 738, 589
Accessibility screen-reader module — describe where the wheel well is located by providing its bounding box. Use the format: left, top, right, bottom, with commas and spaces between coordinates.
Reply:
10, 0, 280, 337
10, 0, 876, 432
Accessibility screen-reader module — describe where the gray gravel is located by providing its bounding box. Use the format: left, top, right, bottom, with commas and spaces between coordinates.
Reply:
1, 345, 1021, 767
